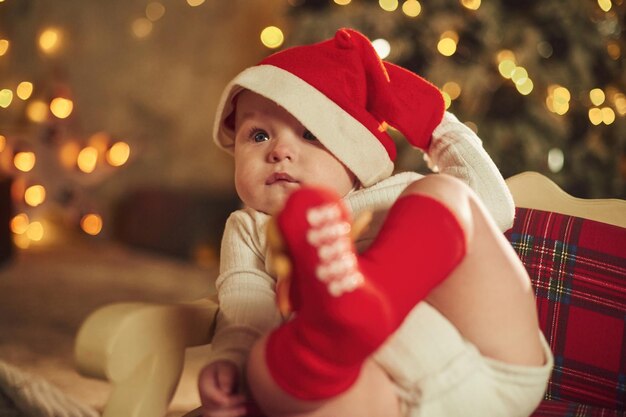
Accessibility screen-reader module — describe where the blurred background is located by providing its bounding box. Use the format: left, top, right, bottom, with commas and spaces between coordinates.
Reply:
0, 0, 624, 414
0, 0, 624, 264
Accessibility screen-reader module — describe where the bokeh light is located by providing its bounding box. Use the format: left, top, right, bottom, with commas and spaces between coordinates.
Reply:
379, 0, 399, 11
16, 82, 33, 100
14, 152, 36, 172
81, 213, 103, 236
589, 88, 605, 106
461, 0, 481, 10
26, 100, 49, 122
146, 2, 165, 21
0, 39, 9, 56
0, 89, 13, 108
548, 148, 564, 173
24, 185, 46, 207
106, 141, 131, 166
39, 28, 62, 54
260, 26, 284, 49
186, 0, 205, 6
50, 97, 73, 119
10, 213, 30, 235
402, 0, 421, 16
372, 38, 391, 59
77, 146, 98, 173
132, 18, 153, 38
333, 0, 351, 5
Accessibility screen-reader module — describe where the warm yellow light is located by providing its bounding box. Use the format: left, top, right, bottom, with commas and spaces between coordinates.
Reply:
516, 78, 534, 95
89, 132, 110, 154
496, 50, 516, 64
548, 148, 564, 173
588, 108, 603, 125
186, 0, 205, 6
132, 18, 153, 38
607, 41, 621, 60
0, 39, 9, 56
26, 221, 44, 241
39, 28, 61, 54
498, 60, 516, 79
554, 102, 569, 115
334, 0, 351, 4
379, 0, 399, 11
510, 67, 528, 85
442, 81, 461, 100
260, 26, 284, 49
81, 213, 103, 236
16, 82, 33, 100
461, 0, 481, 10
13, 234, 30, 249
77, 146, 98, 173
146, 2, 165, 21
0, 89, 13, 108
553, 86, 571, 103
50, 97, 73, 119
402, 0, 421, 17
26, 100, 49, 122
598, 0, 612, 11
14, 152, 36, 172
372, 39, 391, 59
59, 141, 80, 168
24, 185, 46, 207
10, 213, 29, 235
437, 38, 457, 56
589, 88, 605, 106
107, 141, 131, 166
601, 107, 615, 124
0, 135, 5, 152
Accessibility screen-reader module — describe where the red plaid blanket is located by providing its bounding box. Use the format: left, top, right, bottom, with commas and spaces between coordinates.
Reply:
505, 208, 626, 416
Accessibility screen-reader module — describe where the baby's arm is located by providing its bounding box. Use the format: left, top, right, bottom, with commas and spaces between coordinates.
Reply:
427, 111, 515, 231
199, 211, 281, 414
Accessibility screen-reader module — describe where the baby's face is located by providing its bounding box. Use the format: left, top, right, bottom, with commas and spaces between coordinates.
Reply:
232, 91, 356, 215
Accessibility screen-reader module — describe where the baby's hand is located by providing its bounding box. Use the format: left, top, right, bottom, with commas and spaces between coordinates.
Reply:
198, 360, 247, 417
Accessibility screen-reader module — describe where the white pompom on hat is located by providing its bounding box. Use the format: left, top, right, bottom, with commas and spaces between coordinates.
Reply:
213, 28, 444, 187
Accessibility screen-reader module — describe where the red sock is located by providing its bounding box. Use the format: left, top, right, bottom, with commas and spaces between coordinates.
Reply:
265, 186, 467, 400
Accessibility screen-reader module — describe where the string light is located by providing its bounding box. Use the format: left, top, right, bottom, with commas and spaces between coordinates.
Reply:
26, 221, 44, 241
14, 152, 36, 172
39, 28, 62, 54
379, 0, 399, 11
372, 38, 391, 59
333, 0, 351, 5
81, 213, 103, 236
460, 0, 481, 10
186, 0, 206, 6
10, 213, 30, 235
588, 108, 603, 125
442, 81, 461, 100
77, 146, 98, 173
132, 18, 153, 38
0, 89, 12, 108
24, 185, 46, 207
0, 135, 5, 152
50, 97, 73, 119
548, 148, 564, 173
597, 0, 612, 11
0, 39, 9, 56
260, 26, 284, 49
16, 82, 33, 100
106, 141, 131, 166
546, 85, 571, 115
607, 41, 621, 60
601, 107, 615, 124
401, 0, 421, 17
437, 31, 458, 56
589, 88, 605, 106
26, 100, 48, 122
614, 93, 626, 116
146, 2, 165, 21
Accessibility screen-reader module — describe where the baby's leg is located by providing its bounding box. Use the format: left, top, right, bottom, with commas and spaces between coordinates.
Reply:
247, 343, 402, 417
405, 174, 545, 366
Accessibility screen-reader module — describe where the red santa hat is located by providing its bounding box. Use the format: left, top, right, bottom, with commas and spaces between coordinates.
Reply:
213, 28, 444, 187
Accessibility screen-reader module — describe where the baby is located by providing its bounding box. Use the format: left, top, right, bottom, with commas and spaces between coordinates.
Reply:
198, 28, 553, 417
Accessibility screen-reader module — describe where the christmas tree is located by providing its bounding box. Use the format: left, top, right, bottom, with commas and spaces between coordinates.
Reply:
282, 0, 625, 198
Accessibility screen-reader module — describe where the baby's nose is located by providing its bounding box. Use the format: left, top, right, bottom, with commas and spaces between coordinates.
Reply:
269, 136, 297, 162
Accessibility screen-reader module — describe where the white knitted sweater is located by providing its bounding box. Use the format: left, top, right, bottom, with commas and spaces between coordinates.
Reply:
209, 112, 515, 378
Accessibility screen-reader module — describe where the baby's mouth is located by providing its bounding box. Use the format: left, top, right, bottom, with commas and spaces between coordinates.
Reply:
266, 172, 298, 185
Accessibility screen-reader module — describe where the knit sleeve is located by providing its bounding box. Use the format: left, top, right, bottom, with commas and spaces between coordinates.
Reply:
208, 211, 282, 372
427, 111, 515, 231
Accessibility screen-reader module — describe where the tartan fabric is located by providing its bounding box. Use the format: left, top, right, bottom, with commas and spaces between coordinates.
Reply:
505, 208, 626, 414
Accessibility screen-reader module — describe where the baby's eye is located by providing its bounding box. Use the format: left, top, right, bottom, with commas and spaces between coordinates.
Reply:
250, 129, 269, 143
303, 130, 317, 141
